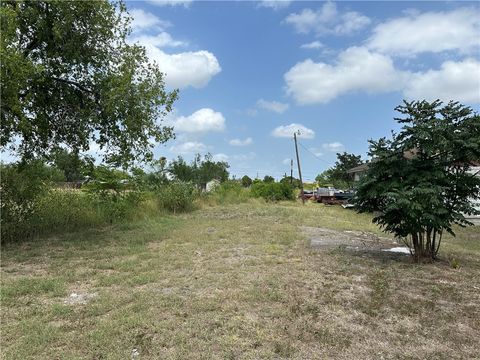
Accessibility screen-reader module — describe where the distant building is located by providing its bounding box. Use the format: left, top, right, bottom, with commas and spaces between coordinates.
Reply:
346, 163, 369, 183
205, 179, 220, 192
466, 163, 480, 222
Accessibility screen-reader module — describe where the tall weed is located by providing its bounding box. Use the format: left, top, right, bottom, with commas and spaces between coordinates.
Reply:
156, 182, 197, 213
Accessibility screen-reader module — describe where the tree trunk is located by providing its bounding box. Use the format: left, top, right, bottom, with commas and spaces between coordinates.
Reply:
411, 230, 437, 262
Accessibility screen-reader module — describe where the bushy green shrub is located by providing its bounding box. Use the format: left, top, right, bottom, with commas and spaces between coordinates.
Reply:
208, 180, 251, 205
156, 182, 197, 213
1, 161, 146, 242
251, 182, 295, 202
83, 171, 144, 223
1, 187, 145, 243
89, 190, 144, 223
33, 190, 103, 234
1, 162, 59, 242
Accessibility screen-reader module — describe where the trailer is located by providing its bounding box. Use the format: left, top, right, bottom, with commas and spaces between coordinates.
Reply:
310, 187, 355, 205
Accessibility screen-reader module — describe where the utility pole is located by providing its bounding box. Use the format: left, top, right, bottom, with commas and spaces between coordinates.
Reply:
294, 131, 305, 204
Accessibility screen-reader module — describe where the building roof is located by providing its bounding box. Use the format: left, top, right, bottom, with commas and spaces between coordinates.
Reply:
347, 163, 369, 174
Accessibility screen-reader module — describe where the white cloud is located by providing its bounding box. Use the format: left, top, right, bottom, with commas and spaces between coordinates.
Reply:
174, 108, 226, 133
285, 2, 370, 36
229, 137, 253, 146
282, 158, 293, 165
322, 142, 344, 152
284, 46, 405, 104
232, 152, 256, 161
368, 7, 480, 56
147, 0, 192, 7
335, 11, 372, 35
257, 99, 289, 114
212, 153, 229, 162
300, 41, 324, 49
404, 58, 480, 104
128, 8, 221, 89
285, 46, 480, 105
272, 123, 315, 139
170, 141, 207, 154
141, 45, 221, 89
129, 9, 171, 31
130, 32, 188, 48
309, 148, 323, 157
258, 1, 291, 10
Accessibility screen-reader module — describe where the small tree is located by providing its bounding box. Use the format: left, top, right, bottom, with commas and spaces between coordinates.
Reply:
241, 175, 252, 188
280, 176, 301, 188
355, 100, 480, 262
263, 175, 275, 183
195, 154, 229, 187
169, 156, 195, 183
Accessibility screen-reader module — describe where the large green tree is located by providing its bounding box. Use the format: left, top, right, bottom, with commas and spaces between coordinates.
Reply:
0, 1, 177, 167
47, 147, 94, 182
355, 100, 480, 262
315, 152, 363, 188
168, 154, 229, 188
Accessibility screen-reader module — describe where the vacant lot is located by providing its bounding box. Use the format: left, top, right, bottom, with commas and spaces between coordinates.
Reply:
1, 201, 479, 359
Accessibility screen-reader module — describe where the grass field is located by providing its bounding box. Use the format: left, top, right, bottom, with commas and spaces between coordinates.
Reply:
1, 200, 479, 359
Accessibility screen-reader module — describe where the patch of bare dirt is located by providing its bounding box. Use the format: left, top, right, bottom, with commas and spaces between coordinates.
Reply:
301, 226, 406, 253
64, 291, 97, 305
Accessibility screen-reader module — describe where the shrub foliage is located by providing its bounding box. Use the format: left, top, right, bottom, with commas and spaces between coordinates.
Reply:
251, 181, 295, 202
354, 100, 480, 261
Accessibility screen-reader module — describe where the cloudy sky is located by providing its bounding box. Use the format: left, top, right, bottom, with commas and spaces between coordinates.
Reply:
128, 0, 479, 181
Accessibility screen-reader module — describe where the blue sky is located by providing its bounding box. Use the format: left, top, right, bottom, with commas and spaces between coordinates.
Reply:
12, 0, 479, 182
129, 0, 478, 181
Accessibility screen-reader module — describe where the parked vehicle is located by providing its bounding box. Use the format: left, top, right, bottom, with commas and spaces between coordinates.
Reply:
300, 187, 355, 205
301, 190, 315, 200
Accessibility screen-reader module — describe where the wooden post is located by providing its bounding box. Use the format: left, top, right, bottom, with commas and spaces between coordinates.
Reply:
294, 131, 305, 204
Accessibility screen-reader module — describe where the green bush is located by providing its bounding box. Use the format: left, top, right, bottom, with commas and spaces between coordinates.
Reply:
33, 190, 103, 234
1, 161, 146, 242
89, 190, 144, 223
156, 182, 197, 213
251, 182, 295, 202
207, 180, 251, 205
1, 187, 145, 243
1, 162, 54, 242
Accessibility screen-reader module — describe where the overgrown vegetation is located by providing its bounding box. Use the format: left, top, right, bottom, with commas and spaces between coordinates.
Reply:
251, 181, 295, 201
1, 156, 301, 242
355, 100, 480, 262
2, 202, 479, 359
0, 161, 144, 242
168, 154, 229, 189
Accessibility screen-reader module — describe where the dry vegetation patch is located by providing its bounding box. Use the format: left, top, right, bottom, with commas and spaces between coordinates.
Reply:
1, 202, 479, 359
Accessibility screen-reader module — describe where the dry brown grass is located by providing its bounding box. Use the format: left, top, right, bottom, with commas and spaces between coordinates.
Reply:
1, 201, 479, 359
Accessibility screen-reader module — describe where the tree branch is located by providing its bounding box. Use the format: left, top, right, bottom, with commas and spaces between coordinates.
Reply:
51, 77, 95, 95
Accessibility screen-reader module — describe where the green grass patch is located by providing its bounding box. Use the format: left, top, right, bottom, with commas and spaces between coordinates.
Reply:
1, 201, 479, 359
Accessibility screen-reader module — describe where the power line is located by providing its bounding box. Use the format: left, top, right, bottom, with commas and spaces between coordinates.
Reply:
298, 142, 331, 165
